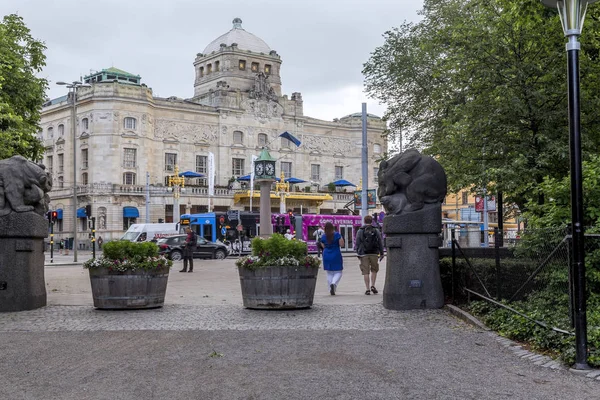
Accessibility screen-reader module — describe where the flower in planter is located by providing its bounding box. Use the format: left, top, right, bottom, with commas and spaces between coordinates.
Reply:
235, 233, 320, 270
83, 240, 173, 272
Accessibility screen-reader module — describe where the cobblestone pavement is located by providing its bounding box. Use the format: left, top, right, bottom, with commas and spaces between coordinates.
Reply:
0, 258, 598, 399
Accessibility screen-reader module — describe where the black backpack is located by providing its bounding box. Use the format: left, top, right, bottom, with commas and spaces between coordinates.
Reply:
361, 226, 379, 254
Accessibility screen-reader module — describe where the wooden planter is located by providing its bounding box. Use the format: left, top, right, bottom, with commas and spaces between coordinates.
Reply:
238, 265, 319, 309
88, 266, 170, 309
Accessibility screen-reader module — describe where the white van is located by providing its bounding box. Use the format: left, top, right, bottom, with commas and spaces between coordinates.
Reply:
120, 223, 181, 242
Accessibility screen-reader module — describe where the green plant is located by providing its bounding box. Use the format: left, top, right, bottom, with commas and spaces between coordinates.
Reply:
235, 233, 320, 270
83, 240, 173, 272
327, 182, 336, 192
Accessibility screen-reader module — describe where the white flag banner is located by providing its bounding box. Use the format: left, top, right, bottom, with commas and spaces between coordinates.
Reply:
250, 155, 258, 210
208, 152, 215, 196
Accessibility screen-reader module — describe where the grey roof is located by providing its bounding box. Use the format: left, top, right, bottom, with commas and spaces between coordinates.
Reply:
203, 18, 271, 55
342, 112, 382, 119
43, 95, 68, 107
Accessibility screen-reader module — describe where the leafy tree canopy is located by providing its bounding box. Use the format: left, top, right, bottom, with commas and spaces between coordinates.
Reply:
0, 14, 47, 160
363, 0, 600, 213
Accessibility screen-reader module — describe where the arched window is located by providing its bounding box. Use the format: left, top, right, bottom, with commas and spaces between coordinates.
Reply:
199, 67, 204, 77
123, 172, 136, 185
58, 176, 64, 189
233, 131, 243, 144
81, 172, 88, 185
82, 118, 89, 131
47, 127, 54, 138
124, 117, 137, 130
58, 124, 64, 136
214, 61, 220, 72
258, 133, 268, 147
373, 143, 382, 154
207, 64, 212, 74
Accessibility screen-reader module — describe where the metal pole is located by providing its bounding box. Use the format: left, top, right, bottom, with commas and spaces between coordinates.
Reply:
71, 87, 78, 262
361, 103, 368, 218
483, 188, 489, 247
173, 188, 180, 223
567, 34, 589, 369
146, 172, 150, 223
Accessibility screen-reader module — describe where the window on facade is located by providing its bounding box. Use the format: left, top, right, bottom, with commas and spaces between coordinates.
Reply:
58, 124, 64, 136
335, 166, 343, 180
123, 217, 136, 231
124, 148, 137, 168
239, 60, 246, 70
233, 131, 243, 144
58, 176, 64, 189
165, 153, 177, 172
82, 118, 89, 131
232, 158, 245, 176
47, 156, 53, 175
462, 191, 469, 205
47, 127, 54, 139
124, 117, 136, 130
373, 143, 382, 154
214, 61, 220, 71
81, 172, 88, 185
311, 164, 320, 181
281, 137, 292, 149
58, 154, 64, 173
281, 162, 292, 179
264, 64, 271, 75
374, 167, 379, 183
207, 64, 212, 74
251, 62, 259, 72
123, 172, 136, 185
196, 155, 208, 185
199, 67, 204, 77
258, 133, 268, 147
81, 149, 88, 169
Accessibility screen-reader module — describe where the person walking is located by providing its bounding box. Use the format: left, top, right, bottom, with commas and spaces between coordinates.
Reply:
319, 221, 344, 295
284, 229, 294, 240
355, 215, 385, 295
180, 227, 197, 273
313, 225, 325, 258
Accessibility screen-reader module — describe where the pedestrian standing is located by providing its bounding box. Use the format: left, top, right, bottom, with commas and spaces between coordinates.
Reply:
319, 221, 344, 295
97, 236, 103, 250
355, 215, 385, 295
313, 225, 325, 258
180, 227, 197, 273
59, 239, 64, 255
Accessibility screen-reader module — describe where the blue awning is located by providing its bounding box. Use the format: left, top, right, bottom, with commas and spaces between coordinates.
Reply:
76, 207, 86, 218
56, 209, 63, 220
123, 206, 139, 218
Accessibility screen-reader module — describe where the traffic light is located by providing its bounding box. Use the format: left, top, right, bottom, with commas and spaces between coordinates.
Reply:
288, 210, 295, 226
85, 204, 92, 218
51, 211, 58, 222
46, 211, 52, 222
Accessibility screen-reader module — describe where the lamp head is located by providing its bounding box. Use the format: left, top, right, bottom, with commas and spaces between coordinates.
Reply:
56, 81, 68, 86
541, 0, 599, 36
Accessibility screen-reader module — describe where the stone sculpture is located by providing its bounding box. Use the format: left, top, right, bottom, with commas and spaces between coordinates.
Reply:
0, 155, 51, 312
378, 149, 447, 310
377, 148, 447, 215
0, 155, 52, 217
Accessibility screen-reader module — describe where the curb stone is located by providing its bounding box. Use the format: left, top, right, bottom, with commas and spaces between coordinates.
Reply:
444, 304, 600, 381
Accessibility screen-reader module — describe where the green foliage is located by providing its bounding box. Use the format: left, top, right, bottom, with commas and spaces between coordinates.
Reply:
235, 234, 320, 270
363, 0, 600, 212
0, 14, 47, 160
83, 240, 172, 271
327, 182, 336, 192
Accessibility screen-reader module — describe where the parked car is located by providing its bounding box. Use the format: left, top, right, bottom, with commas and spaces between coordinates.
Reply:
157, 235, 228, 260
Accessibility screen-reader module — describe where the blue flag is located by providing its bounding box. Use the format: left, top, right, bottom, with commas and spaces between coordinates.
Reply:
279, 131, 301, 147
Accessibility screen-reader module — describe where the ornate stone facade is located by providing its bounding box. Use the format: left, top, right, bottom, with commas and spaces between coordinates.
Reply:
39, 18, 387, 244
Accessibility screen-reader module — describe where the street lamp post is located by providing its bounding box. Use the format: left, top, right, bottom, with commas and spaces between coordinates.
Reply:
168, 165, 186, 224
56, 81, 90, 262
541, 0, 596, 369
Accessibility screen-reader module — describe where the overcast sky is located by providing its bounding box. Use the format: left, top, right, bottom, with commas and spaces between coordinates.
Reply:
3, 0, 423, 121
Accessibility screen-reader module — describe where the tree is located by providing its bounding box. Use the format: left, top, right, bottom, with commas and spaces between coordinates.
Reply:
0, 14, 47, 160
363, 0, 600, 213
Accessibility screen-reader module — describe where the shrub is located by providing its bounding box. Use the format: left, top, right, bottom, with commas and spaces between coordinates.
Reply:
83, 240, 172, 272
235, 233, 320, 270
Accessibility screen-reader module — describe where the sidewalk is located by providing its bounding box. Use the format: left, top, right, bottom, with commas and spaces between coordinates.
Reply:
1, 258, 597, 399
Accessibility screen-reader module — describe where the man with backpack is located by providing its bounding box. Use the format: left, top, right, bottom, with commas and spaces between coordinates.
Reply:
180, 227, 197, 273
355, 215, 385, 295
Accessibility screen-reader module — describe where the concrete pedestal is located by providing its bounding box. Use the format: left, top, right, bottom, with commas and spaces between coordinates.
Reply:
0, 212, 47, 312
382, 205, 444, 310
258, 180, 273, 237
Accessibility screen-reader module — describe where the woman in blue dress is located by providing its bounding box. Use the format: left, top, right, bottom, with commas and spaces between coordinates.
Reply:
319, 222, 345, 295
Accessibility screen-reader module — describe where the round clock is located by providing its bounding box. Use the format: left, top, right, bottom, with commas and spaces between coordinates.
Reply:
265, 163, 275, 176
255, 163, 264, 176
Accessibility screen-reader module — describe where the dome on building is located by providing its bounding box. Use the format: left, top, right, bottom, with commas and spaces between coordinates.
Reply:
203, 18, 272, 55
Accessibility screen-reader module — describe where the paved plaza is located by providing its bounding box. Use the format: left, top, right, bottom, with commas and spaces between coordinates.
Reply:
0, 254, 599, 399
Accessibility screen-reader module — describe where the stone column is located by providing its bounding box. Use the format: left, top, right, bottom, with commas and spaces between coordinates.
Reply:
259, 180, 273, 237
0, 212, 47, 312
382, 205, 444, 310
